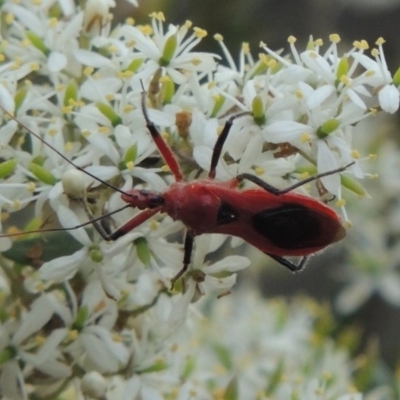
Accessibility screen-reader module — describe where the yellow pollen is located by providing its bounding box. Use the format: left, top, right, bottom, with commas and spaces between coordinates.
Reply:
6, 226, 21, 236
287, 35, 297, 44
368, 153, 377, 161
35, 335, 46, 346
99, 126, 110, 134
21, 39, 30, 48
369, 107, 378, 115
267, 59, 277, 68
353, 40, 369, 50
191, 58, 202, 66
13, 200, 21, 210
105, 94, 115, 101
81, 129, 91, 138
30, 63, 40, 71
126, 40, 136, 48
351, 149, 360, 159
123, 104, 134, 113
340, 75, 352, 86
112, 333, 122, 342
62, 105, 73, 114
309, 51, 318, 59
27, 182, 36, 192
212, 94, 221, 102
161, 165, 170, 173
159, 76, 171, 86
258, 53, 268, 65
365, 70, 375, 77
193, 27, 207, 38
0, 54, 4, 61
369, 173, 378, 180
183, 20, 193, 29
68, 329, 79, 341
49, 17, 58, 28
150, 220, 159, 230
126, 161, 134, 171
122, 70, 134, 79
335, 198, 346, 207
371, 48, 379, 57
294, 90, 303, 99
259, 40, 267, 48
125, 17, 135, 25
149, 11, 165, 22
5, 13, 14, 24
83, 66, 94, 76
139, 25, 152, 35
300, 132, 310, 142
299, 171, 310, 179
314, 38, 323, 46
34, 282, 45, 292
254, 166, 265, 175
329, 33, 341, 43
33, 0, 42, 5
242, 42, 250, 53
214, 33, 223, 42
108, 45, 118, 53
376, 37, 385, 45
207, 81, 216, 89
345, 220, 353, 229
65, 142, 73, 151
48, 128, 58, 136
161, 131, 170, 140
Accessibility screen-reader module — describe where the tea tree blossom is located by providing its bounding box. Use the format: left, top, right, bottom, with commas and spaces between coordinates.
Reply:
0, 0, 397, 398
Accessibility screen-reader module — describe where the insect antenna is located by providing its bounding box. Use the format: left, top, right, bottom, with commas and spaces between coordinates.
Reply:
1, 204, 132, 238
0, 105, 128, 196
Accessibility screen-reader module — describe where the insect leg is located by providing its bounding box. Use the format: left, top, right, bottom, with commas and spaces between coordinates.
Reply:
235, 162, 354, 195
266, 253, 308, 272
141, 83, 184, 182
208, 111, 252, 179
171, 230, 195, 288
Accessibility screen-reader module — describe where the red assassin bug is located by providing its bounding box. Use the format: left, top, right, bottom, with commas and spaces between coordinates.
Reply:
1, 89, 351, 288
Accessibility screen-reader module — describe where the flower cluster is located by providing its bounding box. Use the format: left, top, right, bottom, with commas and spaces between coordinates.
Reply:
0, 0, 398, 398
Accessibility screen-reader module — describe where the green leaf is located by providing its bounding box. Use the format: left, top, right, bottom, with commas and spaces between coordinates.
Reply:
29, 162, 58, 185
2, 232, 83, 265
134, 237, 151, 265
0, 159, 17, 178
26, 31, 50, 56
95, 102, 122, 127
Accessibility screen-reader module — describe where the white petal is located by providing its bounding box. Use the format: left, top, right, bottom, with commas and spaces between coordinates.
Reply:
74, 49, 112, 68
47, 52, 67, 72
13, 295, 55, 344
56, 205, 92, 246
0, 84, 15, 113
206, 255, 251, 273
335, 280, 371, 314
378, 84, 400, 114
306, 85, 335, 109
317, 140, 340, 194
379, 273, 400, 305
40, 247, 88, 281
263, 121, 311, 143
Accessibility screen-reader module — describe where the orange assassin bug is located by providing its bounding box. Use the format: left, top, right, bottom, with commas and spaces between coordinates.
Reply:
0, 86, 352, 287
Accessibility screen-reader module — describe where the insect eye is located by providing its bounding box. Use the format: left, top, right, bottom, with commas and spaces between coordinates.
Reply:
216, 202, 238, 225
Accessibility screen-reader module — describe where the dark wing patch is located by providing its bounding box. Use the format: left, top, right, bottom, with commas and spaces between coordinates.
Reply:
252, 204, 329, 249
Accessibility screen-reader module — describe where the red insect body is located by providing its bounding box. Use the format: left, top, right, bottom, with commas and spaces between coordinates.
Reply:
121, 178, 346, 259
